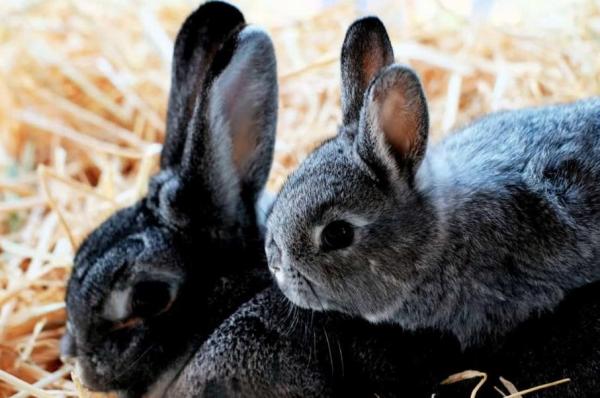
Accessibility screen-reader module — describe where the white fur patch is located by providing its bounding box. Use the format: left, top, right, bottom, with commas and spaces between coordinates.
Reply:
103, 287, 132, 321
312, 224, 325, 246
344, 214, 370, 227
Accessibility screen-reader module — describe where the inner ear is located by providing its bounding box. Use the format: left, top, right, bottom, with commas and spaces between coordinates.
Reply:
205, 26, 277, 201
360, 65, 429, 172
376, 89, 420, 156
211, 58, 262, 174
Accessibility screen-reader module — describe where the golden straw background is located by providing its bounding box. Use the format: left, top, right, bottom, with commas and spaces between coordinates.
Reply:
0, 0, 599, 396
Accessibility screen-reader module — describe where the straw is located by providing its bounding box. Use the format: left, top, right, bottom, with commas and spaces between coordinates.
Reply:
1, 0, 599, 396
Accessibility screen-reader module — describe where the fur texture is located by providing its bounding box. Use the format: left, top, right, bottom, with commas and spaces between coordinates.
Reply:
167, 281, 600, 397
62, 2, 277, 395
63, 9, 600, 397
266, 15, 600, 346
166, 286, 463, 398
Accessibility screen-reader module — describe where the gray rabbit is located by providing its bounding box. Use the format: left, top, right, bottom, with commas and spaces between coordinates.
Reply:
266, 15, 600, 347
62, 2, 278, 395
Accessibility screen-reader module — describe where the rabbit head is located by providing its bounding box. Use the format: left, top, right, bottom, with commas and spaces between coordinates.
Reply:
62, 1, 278, 395
266, 17, 435, 321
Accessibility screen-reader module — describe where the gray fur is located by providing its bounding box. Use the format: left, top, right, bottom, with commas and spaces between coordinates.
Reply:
266, 16, 600, 346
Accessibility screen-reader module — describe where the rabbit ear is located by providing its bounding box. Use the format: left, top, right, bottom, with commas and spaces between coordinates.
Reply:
357, 65, 429, 181
161, 1, 245, 169
176, 26, 278, 224
340, 17, 394, 125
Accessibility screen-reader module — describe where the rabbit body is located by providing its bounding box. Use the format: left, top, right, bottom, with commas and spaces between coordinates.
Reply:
166, 286, 464, 398
168, 280, 600, 398
265, 14, 600, 346
400, 98, 600, 343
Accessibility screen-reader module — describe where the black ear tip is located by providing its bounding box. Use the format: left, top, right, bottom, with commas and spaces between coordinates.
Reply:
345, 16, 388, 40
207, 25, 274, 81
197, 1, 245, 22
349, 16, 386, 31
182, 1, 245, 39
173, 0, 246, 73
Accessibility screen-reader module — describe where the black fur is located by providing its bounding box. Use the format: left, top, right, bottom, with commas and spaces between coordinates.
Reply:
63, 2, 277, 395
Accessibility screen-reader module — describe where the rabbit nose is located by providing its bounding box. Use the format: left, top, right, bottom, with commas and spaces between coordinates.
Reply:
60, 330, 78, 359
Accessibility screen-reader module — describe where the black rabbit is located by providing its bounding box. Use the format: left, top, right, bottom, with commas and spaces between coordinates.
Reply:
62, 2, 277, 395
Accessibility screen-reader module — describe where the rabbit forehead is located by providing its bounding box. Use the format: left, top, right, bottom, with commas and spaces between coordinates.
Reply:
269, 138, 386, 243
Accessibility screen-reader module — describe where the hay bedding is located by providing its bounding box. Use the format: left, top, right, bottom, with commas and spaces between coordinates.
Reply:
0, 0, 599, 396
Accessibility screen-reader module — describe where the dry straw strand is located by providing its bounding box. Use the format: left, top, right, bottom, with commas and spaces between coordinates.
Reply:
1, 0, 599, 396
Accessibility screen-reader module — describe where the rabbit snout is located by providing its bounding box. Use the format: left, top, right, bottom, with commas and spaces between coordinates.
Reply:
59, 325, 77, 359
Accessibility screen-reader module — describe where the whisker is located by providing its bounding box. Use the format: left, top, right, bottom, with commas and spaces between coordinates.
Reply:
336, 339, 345, 377
323, 328, 335, 376
305, 277, 326, 311
111, 342, 157, 383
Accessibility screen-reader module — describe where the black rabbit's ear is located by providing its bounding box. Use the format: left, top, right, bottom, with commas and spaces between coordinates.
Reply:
177, 26, 277, 224
357, 65, 429, 181
161, 1, 245, 168
340, 17, 394, 125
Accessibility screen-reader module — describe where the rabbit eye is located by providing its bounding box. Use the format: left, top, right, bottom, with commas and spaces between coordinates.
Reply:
131, 281, 173, 318
321, 220, 354, 251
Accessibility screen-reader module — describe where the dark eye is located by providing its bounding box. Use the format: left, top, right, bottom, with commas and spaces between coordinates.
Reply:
321, 220, 354, 251
131, 281, 173, 318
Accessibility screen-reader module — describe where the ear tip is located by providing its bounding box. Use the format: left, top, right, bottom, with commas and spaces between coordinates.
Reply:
351, 16, 386, 29
198, 1, 245, 21
372, 64, 421, 87
182, 1, 245, 36
239, 26, 273, 45
388, 64, 420, 77
345, 16, 388, 39
235, 26, 276, 61
368, 64, 428, 107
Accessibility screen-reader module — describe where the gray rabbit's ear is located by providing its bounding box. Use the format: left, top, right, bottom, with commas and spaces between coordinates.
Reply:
357, 65, 429, 181
178, 26, 277, 222
341, 17, 394, 125
161, 1, 245, 169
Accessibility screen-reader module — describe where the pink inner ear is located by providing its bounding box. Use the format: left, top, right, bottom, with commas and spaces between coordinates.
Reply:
232, 120, 258, 171
225, 71, 259, 171
359, 31, 395, 87
362, 53, 384, 86
377, 89, 420, 157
